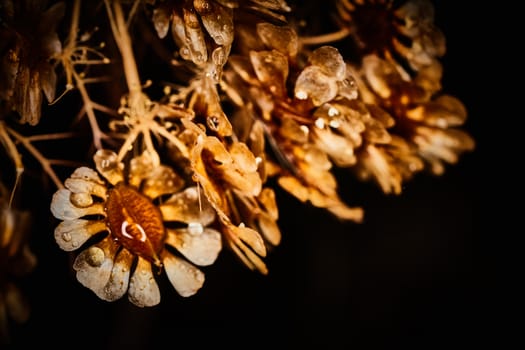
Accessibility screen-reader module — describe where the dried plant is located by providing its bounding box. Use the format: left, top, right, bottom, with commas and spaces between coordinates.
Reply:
0, 0, 474, 343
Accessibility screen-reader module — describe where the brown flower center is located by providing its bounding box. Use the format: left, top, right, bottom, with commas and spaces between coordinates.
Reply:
105, 183, 165, 266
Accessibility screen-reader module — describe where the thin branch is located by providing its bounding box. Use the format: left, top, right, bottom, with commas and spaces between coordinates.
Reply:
6, 127, 64, 190
299, 27, 351, 45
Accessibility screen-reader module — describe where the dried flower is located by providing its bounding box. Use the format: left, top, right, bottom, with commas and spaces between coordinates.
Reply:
335, 0, 445, 73
0, 0, 65, 125
224, 22, 363, 221
50, 150, 221, 307
0, 185, 36, 344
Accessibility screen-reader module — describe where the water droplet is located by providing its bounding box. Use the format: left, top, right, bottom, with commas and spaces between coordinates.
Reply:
315, 118, 325, 129
329, 119, 340, 128
72, 241, 79, 248
187, 222, 203, 235
94, 149, 118, 170
328, 106, 339, 117
295, 90, 308, 100
62, 232, 72, 242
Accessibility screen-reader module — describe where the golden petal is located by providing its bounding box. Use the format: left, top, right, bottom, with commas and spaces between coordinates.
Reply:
258, 187, 279, 220
227, 223, 266, 257
141, 166, 185, 200
257, 213, 281, 246
152, 6, 170, 38
360, 144, 403, 194
230, 142, 258, 173
165, 227, 222, 266
227, 238, 269, 275
163, 252, 205, 297
294, 65, 338, 106
93, 149, 124, 186
5, 282, 30, 323
309, 46, 346, 81
54, 219, 106, 251
195, 0, 234, 46
256, 22, 298, 56
183, 7, 208, 65
160, 186, 216, 225
128, 257, 160, 307
250, 50, 289, 97
313, 127, 357, 167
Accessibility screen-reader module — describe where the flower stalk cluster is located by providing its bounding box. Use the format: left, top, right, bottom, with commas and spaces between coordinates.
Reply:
0, 0, 474, 339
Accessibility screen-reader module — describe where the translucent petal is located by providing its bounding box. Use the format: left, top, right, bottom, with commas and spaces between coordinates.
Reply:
250, 50, 289, 97
195, 0, 234, 46
295, 66, 338, 106
93, 149, 124, 185
309, 46, 346, 80
230, 142, 258, 173
228, 223, 266, 257
160, 186, 216, 225
406, 95, 467, 127
258, 187, 278, 220
226, 236, 268, 275
153, 6, 170, 38
54, 219, 106, 251
163, 252, 205, 297
313, 127, 357, 166
128, 257, 160, 307
5, 283, 30, 323
257, 213, 281, 246
183, 7, 207, 65
279, 117, 309, 143
165, 227, 222, 266
256, 22, 298, 56
50, 189, 105, 220
141, 166, 185, 200
40, 64, 56, 103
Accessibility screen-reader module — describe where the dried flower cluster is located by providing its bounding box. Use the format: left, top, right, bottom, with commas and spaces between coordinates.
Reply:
0, 0, 474, 342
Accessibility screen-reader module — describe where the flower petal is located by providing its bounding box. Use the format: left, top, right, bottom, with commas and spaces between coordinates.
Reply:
160, 186, 216, 225
54, 219, 106, 251
163, 252, 204, 297
93, 149, 124, 185
50, 189, 105, 220
73, 238, 118, 300
165, 228, 222, 266
101, 249, 134, 301
128, 257, 160, 307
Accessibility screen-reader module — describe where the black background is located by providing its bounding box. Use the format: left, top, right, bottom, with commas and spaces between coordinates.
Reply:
5, 1, 493, 348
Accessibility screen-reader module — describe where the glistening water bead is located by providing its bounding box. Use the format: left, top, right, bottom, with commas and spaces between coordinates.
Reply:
105, 183, 166, 266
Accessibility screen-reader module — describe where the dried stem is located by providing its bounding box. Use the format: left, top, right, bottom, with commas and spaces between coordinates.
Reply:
299, 27, 351, 45
6, 127, 64, 190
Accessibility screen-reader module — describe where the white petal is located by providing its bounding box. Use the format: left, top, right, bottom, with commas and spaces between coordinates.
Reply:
50, 189, 105, 220
54, 219, 106, 251
102, 249, 134, 301
163, 253, 204, 297
128, 258, 160, 307
73, 243, 116, 300
166, 228, 222, 266
69, 167, 105, 184
65, 178, 107, 198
